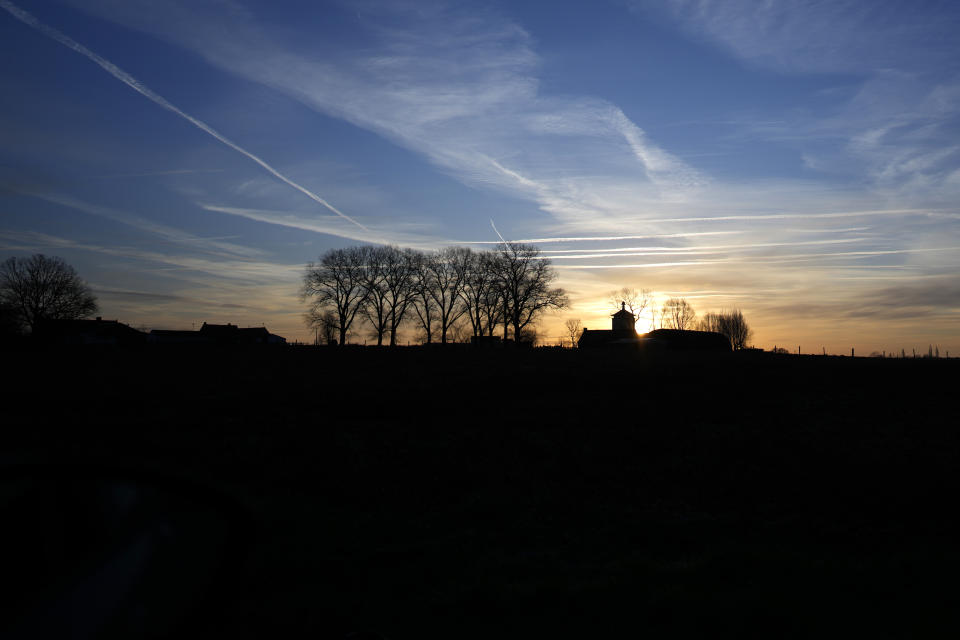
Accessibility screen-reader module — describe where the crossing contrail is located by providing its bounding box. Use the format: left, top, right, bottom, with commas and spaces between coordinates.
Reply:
490, 219, 509, 246
0, 0, 369, 232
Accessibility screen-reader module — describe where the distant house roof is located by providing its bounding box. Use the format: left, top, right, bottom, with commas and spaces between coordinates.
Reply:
150, 322, 286, 345
642, 329, 731, 351
577, 328, 641, 349
34, 317, 146, 345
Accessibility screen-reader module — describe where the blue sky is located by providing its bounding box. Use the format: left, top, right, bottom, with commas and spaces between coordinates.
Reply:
2, 0, 959, 352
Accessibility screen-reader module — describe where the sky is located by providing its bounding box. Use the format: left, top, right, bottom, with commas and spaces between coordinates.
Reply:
1, 0, 959, 353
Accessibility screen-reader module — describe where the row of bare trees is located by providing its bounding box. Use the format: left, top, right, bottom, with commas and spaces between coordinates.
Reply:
301, 243, 568, 346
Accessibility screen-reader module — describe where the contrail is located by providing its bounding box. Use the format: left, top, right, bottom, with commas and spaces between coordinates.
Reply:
490, 219, 509, 246
0, 0, 369, 232
465, 231, 742, 244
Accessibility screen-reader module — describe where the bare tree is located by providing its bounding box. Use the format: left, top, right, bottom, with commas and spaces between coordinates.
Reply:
698, 309, 752, 350
316, 311, 338, 344
382, 247, 418, 346
301, 247, 369, 345
481, 262, 506, 338
460, 250, 502, 338
0, 254, 98, 333
662, 298, 696, 330
723, 309, 751, 350
358, 246, 391, 346
422, 247, 471, 344
408, 250, 436, 343
447, 319, 471, 344
564, 318, 583, 348
697, 312, 722, 334
495, 242, 568, 340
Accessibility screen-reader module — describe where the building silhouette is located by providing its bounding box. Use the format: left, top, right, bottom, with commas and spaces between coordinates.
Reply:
34, 317, 146, 346
578, 302, 640, 348
577, 303, 731, 351
148, 322, 286, 345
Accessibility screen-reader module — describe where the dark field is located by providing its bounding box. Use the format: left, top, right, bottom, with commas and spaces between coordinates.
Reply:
3, 345, 960, 638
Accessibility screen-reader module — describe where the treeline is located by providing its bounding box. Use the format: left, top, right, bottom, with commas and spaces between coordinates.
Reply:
301, 243, 568, 346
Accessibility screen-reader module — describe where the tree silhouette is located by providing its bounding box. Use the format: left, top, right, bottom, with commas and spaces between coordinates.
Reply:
421, 247, 471, 344
303, 243, 567, 345
301, 247, 369, 346
409, 250, 438, 343
314, 310, 338, 345
358, 246, 391, 346
494, 242, 568, 341
460, 250, 502, 339
0, 254, 98, 333
662, 298, 696, 330
698, 309, 752, 350
564, 318, 583, 347
355, 245, 418, 346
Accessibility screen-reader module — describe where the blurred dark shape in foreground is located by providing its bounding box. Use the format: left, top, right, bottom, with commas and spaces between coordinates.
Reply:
0, 462, 252, 639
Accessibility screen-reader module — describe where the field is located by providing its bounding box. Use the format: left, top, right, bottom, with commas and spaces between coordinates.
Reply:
3, 345, 959, 638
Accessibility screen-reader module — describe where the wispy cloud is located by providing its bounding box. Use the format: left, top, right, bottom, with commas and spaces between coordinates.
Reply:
62, 0, 702, 230
543, 237, 867, 258
92, 168, 224, 179
0, 228, 301, 286
0, 0, 368, 232
199, 204, 451, 250
91, 284, 248, 309
633, 0, 960, 74
14, 189, 264, 258
463, 231, 741, 245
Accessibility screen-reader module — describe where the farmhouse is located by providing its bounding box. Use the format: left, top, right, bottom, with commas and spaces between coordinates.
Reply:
577, 303, 731, 351
643, 329, 730, 352
148, 322, 286, 345
34, 317, 146, 346
577, 303, 641, 348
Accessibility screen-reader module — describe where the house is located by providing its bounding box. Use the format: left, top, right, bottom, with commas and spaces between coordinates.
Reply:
148, 322, 286, 346
577, 303, 641, 348
643, 329, 731, 352
199, 322, 286, 345
33, 317, 146, 346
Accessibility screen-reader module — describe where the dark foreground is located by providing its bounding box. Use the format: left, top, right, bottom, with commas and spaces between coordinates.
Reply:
2, 345, 959, 638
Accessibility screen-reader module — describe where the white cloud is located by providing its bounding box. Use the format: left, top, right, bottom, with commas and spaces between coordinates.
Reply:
199, 203, 453, 250
61, 0, 702, 231
632, 0, 959, 74
16, 190, 265, 258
